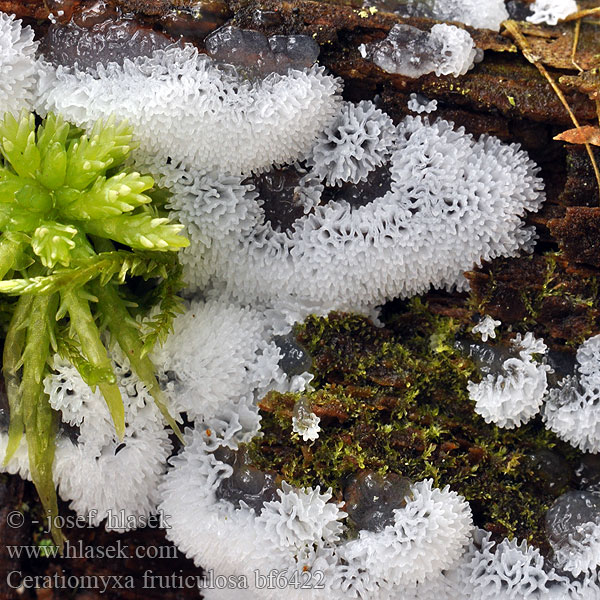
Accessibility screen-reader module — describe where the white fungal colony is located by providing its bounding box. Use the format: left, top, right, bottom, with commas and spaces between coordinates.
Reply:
407, 93, 438, 114
1, 7, 589, 599
0, 352, 173, 529
543, 335, 600, 452
472, 315, 501, 342
554, 517, 600, 577
430, 0, 509, 31
159, 429, 474, 600
0, 12, 38, 117
46, 353, 173, 528
546, 490, 600, 578
36, 45, 342, 176
468, 333, 551, 428
360, 23, 478, 78
167, 113, 545, 313
466, 533, 595, 599
150, 298, 313, 446
527, 0, 579, 25
1, 297, 313, 528
34, 34, 546, 315
306, 100, 396, 186
341, 479, 473, 586
291, 396, 321, 442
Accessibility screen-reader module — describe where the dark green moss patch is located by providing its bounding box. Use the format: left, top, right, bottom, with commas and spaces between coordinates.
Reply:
245, 302, 584, 553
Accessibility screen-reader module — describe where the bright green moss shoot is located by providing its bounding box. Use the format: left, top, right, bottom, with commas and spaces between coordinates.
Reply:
0, 111, 189, 547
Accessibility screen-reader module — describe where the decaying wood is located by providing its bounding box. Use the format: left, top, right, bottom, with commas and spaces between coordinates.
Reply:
0, 0, 599, 596
555, 125, 600, 146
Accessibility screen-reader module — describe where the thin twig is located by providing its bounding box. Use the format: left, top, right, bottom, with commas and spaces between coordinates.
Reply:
562, 6, 600, 22
571, 18, 583, 72
504, 20, 600, 204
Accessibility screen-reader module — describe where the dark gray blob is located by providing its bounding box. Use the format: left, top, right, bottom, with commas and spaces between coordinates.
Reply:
114, 442, 127, 455
455, 338, 514, 377
40, 17, 173, 71
159, 3, 231, 43
0, 410, 8, 432
205, 27, 271, 68
244, 166, 312, 233
397, 0, 437, 18
273, 333, 312, 377
546, 350, 577, 388
365, 0, 436, 17
525, 449, 571, 493
213, 445, 236, 466
58, 422, 81, 445
205, 26, 319, 77
363, 24, 447, 78
546, 491, 600, 551
410, 92, 435, 109
252, 9, 284, 27
344, 471, 412, 532
268, 35, 320, 67
321, 162, 393, 209
158, 369, 183, 394
575, 455, 600, 493
505, 0, 533, 20
215, 448, 280, 513
0, 406, 10, 433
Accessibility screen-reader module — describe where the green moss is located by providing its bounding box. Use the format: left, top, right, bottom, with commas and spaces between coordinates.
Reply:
245, 301, 583, 552
468, 251, 599, 347
0, 111, 188, 548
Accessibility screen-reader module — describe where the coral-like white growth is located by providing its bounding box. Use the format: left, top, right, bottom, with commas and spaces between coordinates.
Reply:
160, 429, 261, 575
407, 93, 438, 114
527, 0, 578, 25
160, 429, 477, 599
178, 115, 544, 313
543, 335, 600, 452
468, 333, 551, 428
362, 24, 478, 78
469, 537, 553, 598
151, 299, 275, 421
554, 520, 600, 577
431, 0, 509, 31
429, 24, 479, 77
43, 352, 172, 528
150, 298, 310, 439
306, 100, 395, 185
255, 482, 345, 556
0, 429, 35, 480
56, 419, 172, 529
292, 409, 321, 442
45, 357, 106, 427
0, 12, 39, 117
160, 429, 347, 591
155, 166, 261, 250
2, 348, 172, 530
472, 315, 501, 342
397, 528, 593, 600
546, 491, 600, 578
36, 44, 342, 176
573, 334, 600, 379
342, 479, 473, 586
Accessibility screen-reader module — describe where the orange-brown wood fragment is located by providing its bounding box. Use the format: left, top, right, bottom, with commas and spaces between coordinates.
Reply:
555, 125, 600, 146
